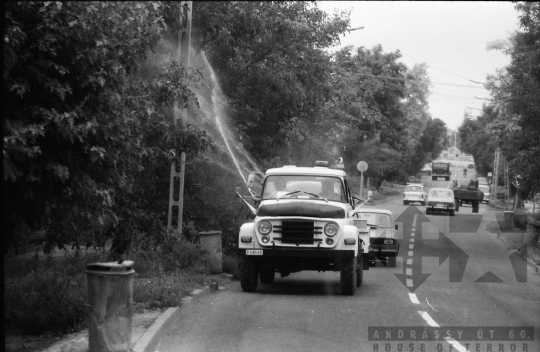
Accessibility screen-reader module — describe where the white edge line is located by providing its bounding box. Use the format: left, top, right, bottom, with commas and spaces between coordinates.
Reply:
408, 293, 420, 304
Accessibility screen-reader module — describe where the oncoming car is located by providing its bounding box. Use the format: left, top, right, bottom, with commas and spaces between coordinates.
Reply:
403, 184, 426, 205
426, 188, 455, 216
354, 209, 399, 267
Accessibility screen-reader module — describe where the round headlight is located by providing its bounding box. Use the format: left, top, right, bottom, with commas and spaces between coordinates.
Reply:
259, 221, 272, 235
324, 223, 339, 237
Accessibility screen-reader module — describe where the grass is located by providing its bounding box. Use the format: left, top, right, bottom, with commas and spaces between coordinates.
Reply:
488, 211, 540, 265
4, 238, 241, 335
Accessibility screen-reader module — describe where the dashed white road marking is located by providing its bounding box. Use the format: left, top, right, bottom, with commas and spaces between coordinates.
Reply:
419, 311, 439, 327
411, 232, 415, 237
410, 238, 415, 243
408, 293, 420, 304
445, 337, 469, 352
408, 251, 413, 256
406, 268, 413, 276
407, 259, 413, 265
409, 244, 414, 249
406, 279, 413, 287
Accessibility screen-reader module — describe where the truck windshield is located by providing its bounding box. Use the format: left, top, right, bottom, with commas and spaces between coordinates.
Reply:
262, 175, 346, 202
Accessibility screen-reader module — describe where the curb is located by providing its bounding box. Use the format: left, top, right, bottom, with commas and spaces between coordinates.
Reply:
131, 280, 224, 352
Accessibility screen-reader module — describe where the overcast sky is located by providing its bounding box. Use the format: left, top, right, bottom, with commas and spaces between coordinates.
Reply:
317, 1, 520, 131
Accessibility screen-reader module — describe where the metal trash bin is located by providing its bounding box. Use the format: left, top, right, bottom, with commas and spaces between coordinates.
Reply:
86, 261, 135, 352
198, 231, 222, 271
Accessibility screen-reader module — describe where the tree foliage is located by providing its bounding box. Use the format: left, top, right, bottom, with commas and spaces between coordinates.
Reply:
483, 2, 540, 195
3, 1, 450, 254
3, 1, 210, 252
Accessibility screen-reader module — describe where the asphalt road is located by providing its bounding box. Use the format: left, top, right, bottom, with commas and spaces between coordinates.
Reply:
157, 167, 540, 352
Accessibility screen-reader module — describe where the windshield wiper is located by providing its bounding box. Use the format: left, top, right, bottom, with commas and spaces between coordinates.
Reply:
277, 190, 300, 200
277, 190, 328, 202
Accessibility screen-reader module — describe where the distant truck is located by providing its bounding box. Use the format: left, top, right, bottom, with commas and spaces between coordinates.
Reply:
432, 162, 451, 181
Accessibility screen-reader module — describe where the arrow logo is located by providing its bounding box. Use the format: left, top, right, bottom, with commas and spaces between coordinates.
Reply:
394, 205, 469, 292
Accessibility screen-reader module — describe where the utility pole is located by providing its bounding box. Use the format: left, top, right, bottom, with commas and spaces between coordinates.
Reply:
167, 1, 192, 232
492, 148, 499, 203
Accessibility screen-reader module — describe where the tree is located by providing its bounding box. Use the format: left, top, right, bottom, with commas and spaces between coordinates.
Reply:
192, 1, 350, 165
485, 2, 540, 196
3, 2, 210, 252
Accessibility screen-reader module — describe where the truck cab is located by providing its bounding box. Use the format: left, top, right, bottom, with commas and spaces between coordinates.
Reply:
432, 162, 451, 181
237, 161, 371, 295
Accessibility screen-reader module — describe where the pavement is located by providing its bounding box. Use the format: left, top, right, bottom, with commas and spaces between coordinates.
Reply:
42, 280, 226, 352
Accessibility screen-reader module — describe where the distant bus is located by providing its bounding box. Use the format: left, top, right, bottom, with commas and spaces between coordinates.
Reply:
432, 162, 451, 181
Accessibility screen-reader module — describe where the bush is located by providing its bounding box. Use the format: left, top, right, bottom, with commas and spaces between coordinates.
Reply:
514, 210, 528, 230
4, 252, 108, 334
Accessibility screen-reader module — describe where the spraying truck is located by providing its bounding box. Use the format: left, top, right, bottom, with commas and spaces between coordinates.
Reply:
236, 160, 372, 295
432, 162, 451, 181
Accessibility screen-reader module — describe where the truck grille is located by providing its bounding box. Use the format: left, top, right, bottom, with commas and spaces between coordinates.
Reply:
273, 221, 322, 244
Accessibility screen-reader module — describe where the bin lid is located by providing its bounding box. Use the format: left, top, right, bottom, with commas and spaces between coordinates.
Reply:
86, 260, 135, 274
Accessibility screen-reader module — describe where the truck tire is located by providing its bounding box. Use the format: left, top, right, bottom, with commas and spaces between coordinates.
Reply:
455, 201, 460, 211
240, 257, 258, 292
450, 210, 455, 216
446, 176, 450, 181
387, 256, 396, 267
259, 268, 275, 284
432, 176, 436, 181
356, 265, 363, 287
403, 201, 408, 205
472, 202, 479, 213
341, 257, 357, 295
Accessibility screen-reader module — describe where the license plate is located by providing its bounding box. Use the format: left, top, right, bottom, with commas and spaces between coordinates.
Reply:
246, 250, 263, 255
435, 204, 445, 208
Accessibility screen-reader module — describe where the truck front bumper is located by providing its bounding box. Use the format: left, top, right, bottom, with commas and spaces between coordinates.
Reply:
238, 248, 355, 259
369, 243, 399, 260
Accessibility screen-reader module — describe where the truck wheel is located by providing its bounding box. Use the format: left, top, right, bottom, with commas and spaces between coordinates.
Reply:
455, 201, 460, 211
356, 254, 364, 286
446, 177, 450, 181
450, 210, 455, 216
472, 202, 479, 213
421, 201, 426, 206
259, 268, 275, 284
426, 208, 431, 215
341, 257, 357, 295
240, 257, 258, 292
432, 177, 436, 181
356, 265, 363, 287
403, 201, 408, 205
387, 256, 396, 268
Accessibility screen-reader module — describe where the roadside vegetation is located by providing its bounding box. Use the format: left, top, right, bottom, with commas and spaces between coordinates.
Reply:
458, 2, 540, 206
4, 1, 537, 337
